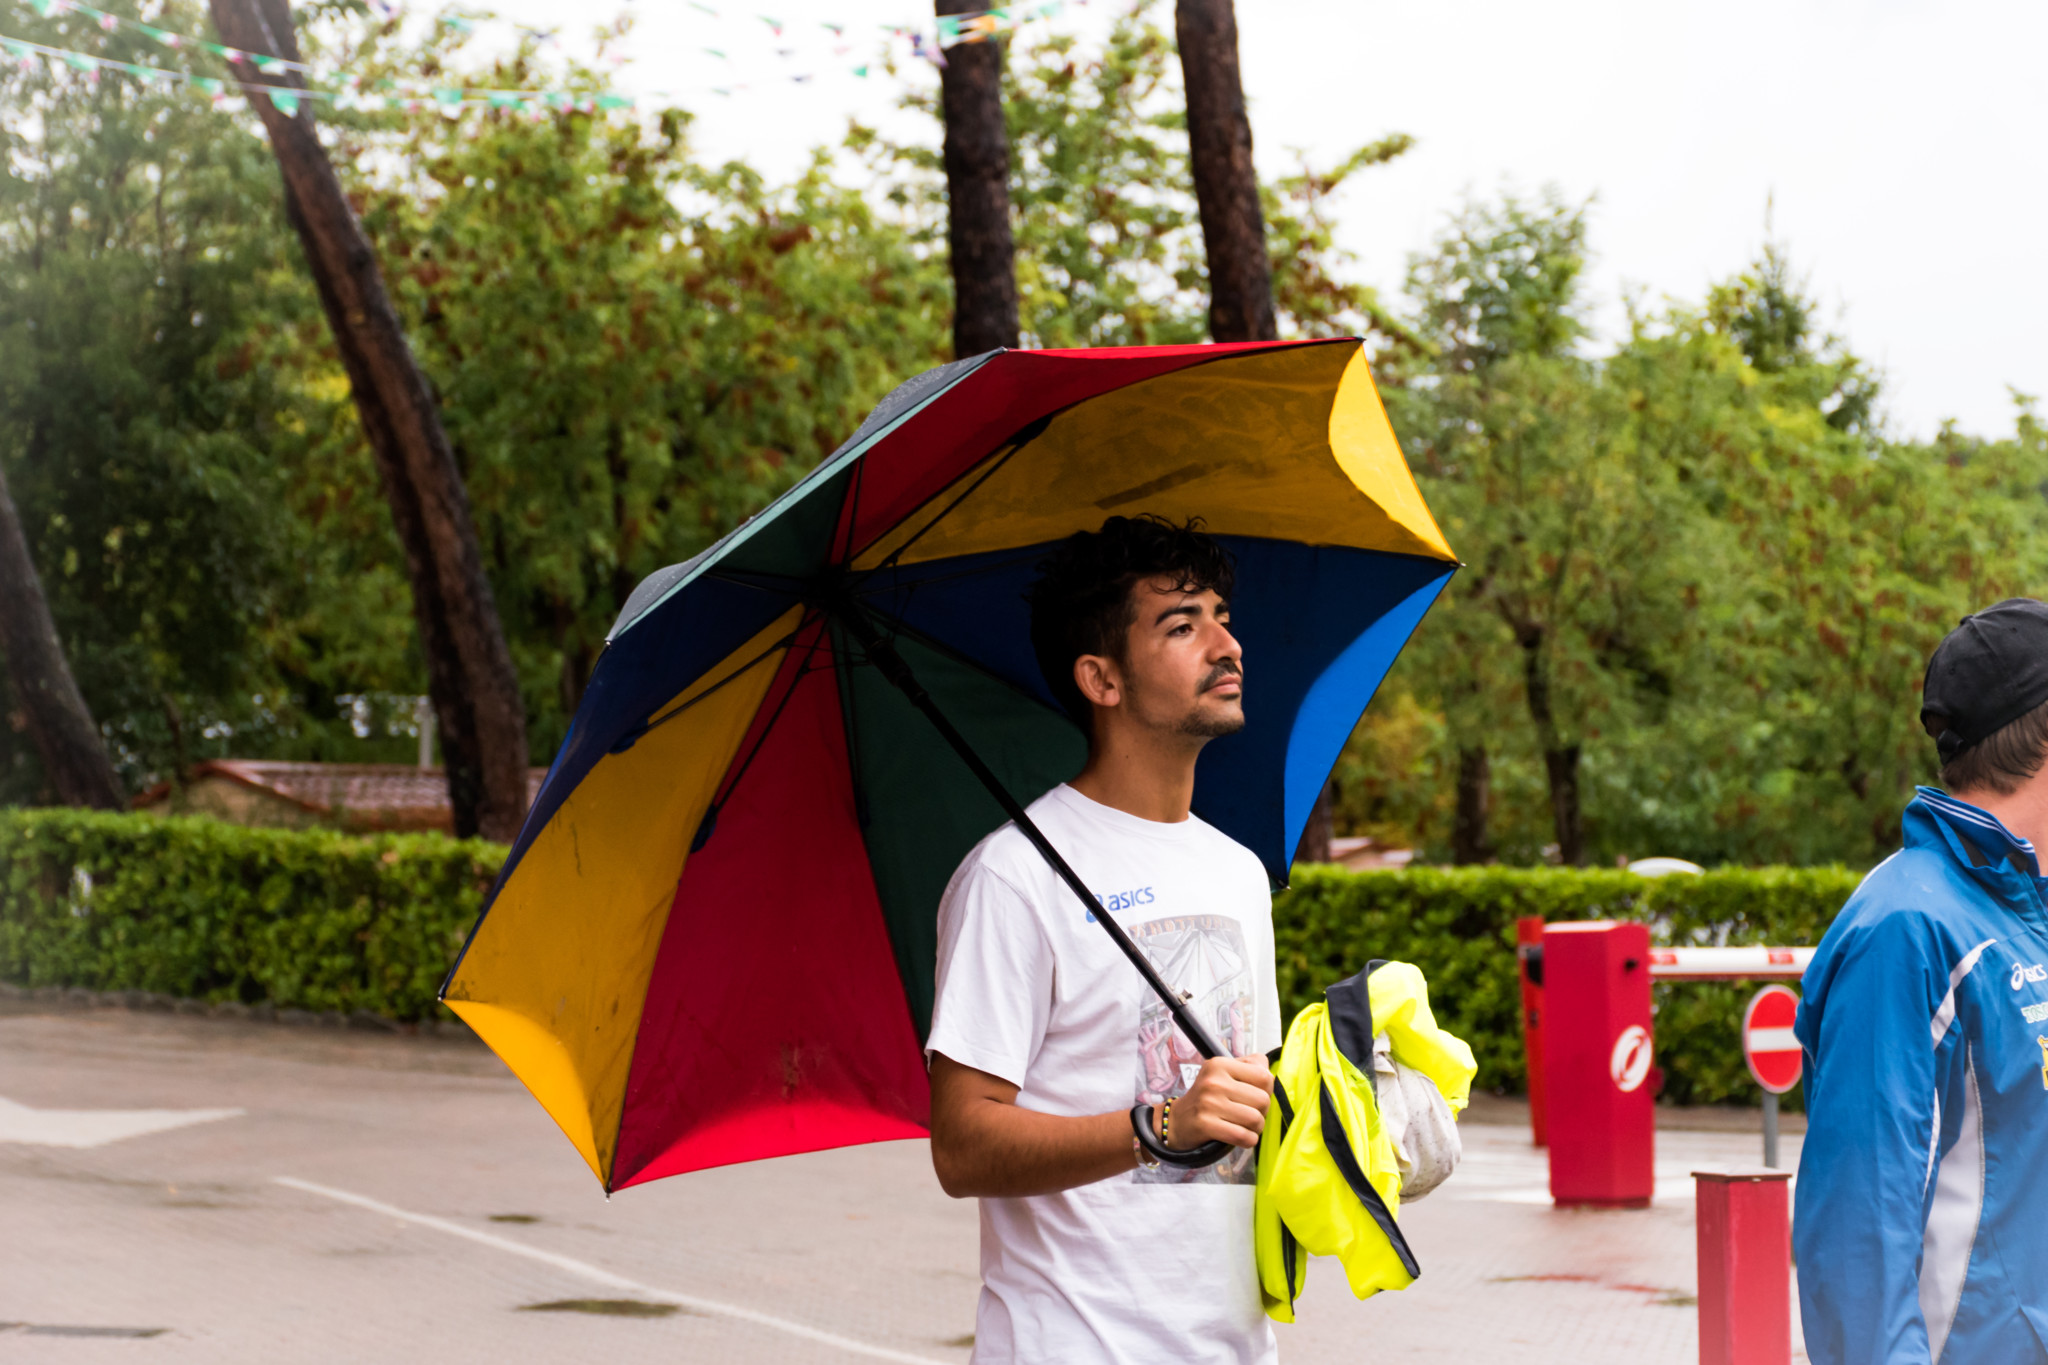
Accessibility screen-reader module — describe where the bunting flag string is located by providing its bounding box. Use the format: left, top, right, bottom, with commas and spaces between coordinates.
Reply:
0, 29, 646, 111
1, 0, 1074, 118
20, 0, 1064, 78
935, 3, 1065, 47
25, 0, 312, 72
2, 29, 315, 108
0, 25, 836, 112
4, 34, 673, 111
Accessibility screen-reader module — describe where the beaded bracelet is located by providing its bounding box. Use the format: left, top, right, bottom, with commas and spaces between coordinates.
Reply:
1161, 1097, 1174, 1147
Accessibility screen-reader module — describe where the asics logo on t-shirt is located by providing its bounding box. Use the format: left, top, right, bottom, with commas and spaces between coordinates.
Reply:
1085, 886, 1155, 921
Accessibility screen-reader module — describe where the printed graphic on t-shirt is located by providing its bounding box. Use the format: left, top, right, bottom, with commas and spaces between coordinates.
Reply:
1131, 913, 1257, 1185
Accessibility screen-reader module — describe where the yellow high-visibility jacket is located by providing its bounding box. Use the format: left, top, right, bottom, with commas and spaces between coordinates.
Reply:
1253, 960, 1476, 1322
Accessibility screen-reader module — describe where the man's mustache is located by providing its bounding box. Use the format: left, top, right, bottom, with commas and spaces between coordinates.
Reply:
1199, 660, 1243, 693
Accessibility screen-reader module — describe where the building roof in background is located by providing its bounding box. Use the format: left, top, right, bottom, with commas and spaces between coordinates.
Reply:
1328, 836, 1415, 872
133, 761, 546, 834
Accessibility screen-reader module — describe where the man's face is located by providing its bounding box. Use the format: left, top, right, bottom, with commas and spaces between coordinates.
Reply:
1111, 576, 1244, 739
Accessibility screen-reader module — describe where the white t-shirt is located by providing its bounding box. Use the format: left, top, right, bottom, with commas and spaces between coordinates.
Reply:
926, 783, 1283, 1365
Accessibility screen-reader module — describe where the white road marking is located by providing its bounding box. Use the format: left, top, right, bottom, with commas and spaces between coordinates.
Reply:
0, 1096, 243, 1148
273, 1176, 951, 1365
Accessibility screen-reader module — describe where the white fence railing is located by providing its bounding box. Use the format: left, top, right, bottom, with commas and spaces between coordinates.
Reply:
1646, 946, 1813, 981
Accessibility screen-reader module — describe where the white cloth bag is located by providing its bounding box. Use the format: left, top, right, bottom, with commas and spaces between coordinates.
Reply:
1371, 1030, 1463, 1202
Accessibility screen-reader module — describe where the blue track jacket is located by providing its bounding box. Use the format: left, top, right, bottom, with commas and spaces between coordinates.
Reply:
1795, 788, 2048, 1364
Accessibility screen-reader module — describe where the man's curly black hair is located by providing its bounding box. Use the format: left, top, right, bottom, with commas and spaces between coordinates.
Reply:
1025, 514, 1236, 731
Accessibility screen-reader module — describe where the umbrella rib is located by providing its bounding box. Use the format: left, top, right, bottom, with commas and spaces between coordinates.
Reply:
692, 622, 833, 848
845, 609, 1071, 725
864, 413, 1053, 575
702, 568, 810, 592
829, 622, 872, 832
611, 629, 802, 752
852, 546, 1049, 598
836, 447, 868, 564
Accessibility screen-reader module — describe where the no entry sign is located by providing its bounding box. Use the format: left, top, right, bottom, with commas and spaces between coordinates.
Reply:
1743, 985, 1803, 1094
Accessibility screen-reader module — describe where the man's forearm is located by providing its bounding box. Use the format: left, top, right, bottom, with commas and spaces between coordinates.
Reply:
932, 1096, 1136, 1198
928, 1052, 1270, 1198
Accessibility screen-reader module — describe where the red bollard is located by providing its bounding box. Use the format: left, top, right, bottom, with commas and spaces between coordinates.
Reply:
1693, 1168, 1792, 1365
1516, 915, 1547, 1147
1544, 920, 1655, 1207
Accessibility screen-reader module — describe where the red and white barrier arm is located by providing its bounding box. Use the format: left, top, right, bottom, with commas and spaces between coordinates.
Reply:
1647, 946, 1814, 981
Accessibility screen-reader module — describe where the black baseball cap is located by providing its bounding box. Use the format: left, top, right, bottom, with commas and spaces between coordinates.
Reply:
1921, 598, 2048, 762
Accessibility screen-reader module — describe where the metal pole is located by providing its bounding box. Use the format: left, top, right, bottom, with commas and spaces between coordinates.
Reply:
1694, 1168, 1794, 1365
416, 695, 436, 770
1762, 1091, 1779, 1169
1515, 917, 1547, 1148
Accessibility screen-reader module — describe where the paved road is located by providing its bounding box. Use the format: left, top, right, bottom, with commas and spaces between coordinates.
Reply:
1, 1000, 1803, 1362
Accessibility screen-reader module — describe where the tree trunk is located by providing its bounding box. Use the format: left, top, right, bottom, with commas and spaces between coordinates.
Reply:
936, 1, 1019, 357
1451, 744, 1492, 865
1294, 782, 1333, 865
209, 0, 529, 841
1543, 745, 1583, 867
1516, 627, 1584, 865
1175, 0, 1276, 343
0, 460, 125, 810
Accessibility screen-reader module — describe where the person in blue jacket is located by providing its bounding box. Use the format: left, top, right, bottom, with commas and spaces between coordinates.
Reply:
1796, 598, 2048, 1364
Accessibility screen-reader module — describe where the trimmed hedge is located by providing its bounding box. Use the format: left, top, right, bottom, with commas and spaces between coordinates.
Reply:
0, 809, 503, 1020
1272, 865, 1863, 1109
0, 811, 1865, 1106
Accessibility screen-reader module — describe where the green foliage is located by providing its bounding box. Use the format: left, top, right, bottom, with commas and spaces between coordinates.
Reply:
1380, 193, 1712, 865
0, 9, 953, 785
329, 29, 951, 749
0, 814, 1854, 1103
0, 808, 503, 1019
0, 0, 373, 792
1406, 191, 1591, 366
870, 4, 1206, 348
1340, 188, 2048, 869
4, 0, 2041, 883
871, 0, 1412, 349
1262, 134, 1417, 342
1002, 12, 1204, 347
1274, 864, 1861, 1108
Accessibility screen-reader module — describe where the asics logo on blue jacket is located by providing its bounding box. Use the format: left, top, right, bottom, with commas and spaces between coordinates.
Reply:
1795, 787, 2048, 1364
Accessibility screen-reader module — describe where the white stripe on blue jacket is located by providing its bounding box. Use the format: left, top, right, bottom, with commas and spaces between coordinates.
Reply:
1795, 787, 2048, 1364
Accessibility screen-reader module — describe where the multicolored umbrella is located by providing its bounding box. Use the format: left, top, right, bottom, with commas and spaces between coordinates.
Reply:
440, 339, 1457, 1192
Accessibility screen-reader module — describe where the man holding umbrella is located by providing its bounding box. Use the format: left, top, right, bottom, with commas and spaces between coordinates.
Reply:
439, 340, 1458, 1252
926, 514, 1283, 1364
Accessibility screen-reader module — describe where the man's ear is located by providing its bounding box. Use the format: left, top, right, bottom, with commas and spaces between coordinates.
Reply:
1073, 653, 1121, 711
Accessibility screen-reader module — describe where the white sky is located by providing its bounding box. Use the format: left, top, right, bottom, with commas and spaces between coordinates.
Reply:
457, 0, 2048, 442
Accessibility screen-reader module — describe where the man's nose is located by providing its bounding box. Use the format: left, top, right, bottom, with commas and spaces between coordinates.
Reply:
1210, 623, 1243, 666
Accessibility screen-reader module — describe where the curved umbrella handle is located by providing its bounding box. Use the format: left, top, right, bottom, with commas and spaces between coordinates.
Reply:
1130, 1104, 1234, 1168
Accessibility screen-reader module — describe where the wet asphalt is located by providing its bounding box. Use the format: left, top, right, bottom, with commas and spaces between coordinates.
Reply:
1, 998, 1800, 1363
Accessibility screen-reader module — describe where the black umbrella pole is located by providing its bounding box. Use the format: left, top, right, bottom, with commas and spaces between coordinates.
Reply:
835, 607, 1226, 1062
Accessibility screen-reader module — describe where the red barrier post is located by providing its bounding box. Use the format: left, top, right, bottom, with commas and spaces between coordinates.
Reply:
1543, 920, 1654, 1207
1516, 915, 1547, 1146
1693, 1168, 1792, 1365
